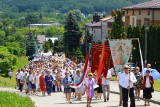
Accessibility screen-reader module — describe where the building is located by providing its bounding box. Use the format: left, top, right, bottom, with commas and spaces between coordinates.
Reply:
29, 22, 61, 28
123, 0, 160, 27
86, 15, 125, 42
46, 37, 59, 44
37, 35, 59, 52
86, 15, 113, 42
37, 35, 46, 52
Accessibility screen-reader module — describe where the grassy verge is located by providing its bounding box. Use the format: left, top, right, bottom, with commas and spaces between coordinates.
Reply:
154, 80, 160, 92
0, 91, 35, 107
111, 76, 117, 81
0, 56, 28, 87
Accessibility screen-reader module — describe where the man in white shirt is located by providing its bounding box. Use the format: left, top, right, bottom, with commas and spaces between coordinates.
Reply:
119, 65, 137, 107
102, 70, 112, 102
117, 69, 123, 106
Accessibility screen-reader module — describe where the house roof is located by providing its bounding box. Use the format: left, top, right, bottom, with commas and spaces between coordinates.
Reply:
86, 21, 101, 27
123, 0, 160, 10
100, 16, 112, 21
37, 35, 46, 44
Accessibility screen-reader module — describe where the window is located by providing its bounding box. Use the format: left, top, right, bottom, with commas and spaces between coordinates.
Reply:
148, 10, 150, 15
126, 10, 128, 14
132, 10, 135, 15
139, 10, 141, 15
132, 17, 135, 27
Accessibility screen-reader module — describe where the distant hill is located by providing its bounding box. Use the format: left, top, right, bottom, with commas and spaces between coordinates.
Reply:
0, 0, 148, 18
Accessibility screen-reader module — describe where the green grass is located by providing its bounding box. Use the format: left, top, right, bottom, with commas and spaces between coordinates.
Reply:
111, 76, 117, 81
0, 56, 28, 87
0, 91, 35, 107
154, 80, 160, 92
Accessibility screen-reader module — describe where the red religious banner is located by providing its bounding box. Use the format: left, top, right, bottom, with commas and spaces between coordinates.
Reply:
91, 43, 111, 77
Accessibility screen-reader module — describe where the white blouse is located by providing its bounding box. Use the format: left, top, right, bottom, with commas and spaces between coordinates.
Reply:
145, 77, 151, 88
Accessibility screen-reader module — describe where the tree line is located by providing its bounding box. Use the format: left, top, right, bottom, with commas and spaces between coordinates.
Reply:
0, 0, 147, 19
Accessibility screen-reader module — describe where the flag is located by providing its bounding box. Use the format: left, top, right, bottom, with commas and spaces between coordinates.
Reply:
109, 39, 132, 70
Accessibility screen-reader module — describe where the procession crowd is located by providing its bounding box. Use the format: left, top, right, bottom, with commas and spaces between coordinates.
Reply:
15, 55, 154, 107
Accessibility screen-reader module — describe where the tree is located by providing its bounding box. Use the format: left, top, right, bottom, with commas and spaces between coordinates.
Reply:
111, 10, 125, 39
26, 37, 37, 56
0, 30, 5, 45
64, 11, 82, 52
74, 48, 84, 61
48, 39, 53, 49
0, 46, 17, 75
43, 41, 50, 53
25, 13, 40, 24
126, 25, 133, 38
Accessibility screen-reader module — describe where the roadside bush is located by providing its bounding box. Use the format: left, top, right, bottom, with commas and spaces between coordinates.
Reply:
0, 91, 35, 107
0, 46, 17, 75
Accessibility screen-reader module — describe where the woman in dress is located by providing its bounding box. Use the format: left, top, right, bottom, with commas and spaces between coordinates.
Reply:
134, 67, 142, 101
29, 71, 36, 94
142, 70, 154, 106
23, 72, 29, 94
39, 71, 46, 96
56, 69, 62, 92
74, 69, 83, 100
84, 73, 95, 107
45, 70, 53, 95
35, 70, 40, 92
62, 71, 72, 103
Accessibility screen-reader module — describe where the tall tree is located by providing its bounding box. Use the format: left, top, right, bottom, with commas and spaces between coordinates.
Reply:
64, 11, 82, 52
26, 37, 37, 56
43, 41, 50, 53
111, 10, 125, 39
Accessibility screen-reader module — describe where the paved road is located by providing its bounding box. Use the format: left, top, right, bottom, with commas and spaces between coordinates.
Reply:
110, 81, 160, 105
0, 87, 160, 107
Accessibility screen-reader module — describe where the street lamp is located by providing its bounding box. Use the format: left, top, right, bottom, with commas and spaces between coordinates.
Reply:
144, 21, 148, 67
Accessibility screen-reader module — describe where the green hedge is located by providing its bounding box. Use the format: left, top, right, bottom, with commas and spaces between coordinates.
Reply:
0, 91, 35, 107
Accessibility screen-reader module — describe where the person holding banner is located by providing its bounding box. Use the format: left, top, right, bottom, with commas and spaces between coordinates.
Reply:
84, 73, 95, 107
119, 65, 137, 107
74, 69, 83, 101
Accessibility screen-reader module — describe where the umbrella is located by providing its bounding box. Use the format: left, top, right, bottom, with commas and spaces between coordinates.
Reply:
141, 68, 160, 80
150, 69, 160, 80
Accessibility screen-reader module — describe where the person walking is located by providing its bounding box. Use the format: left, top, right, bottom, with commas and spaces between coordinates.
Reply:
39, 71, 46, 96
134, 67, 142, 101
142, 70, 154, 106
102, 69, 112, 102
117, 69, 123, 106
119, 65, 137, 107
84, 73, 95, 107
23, 72, 29, 94
62, 71, 72, 103
45, 70, 54, 96
74, 69, 83, 101
8, 70, 12, 80
35, 70, 40, 92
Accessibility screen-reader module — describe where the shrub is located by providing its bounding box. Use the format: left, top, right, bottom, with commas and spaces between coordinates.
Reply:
0, 91, 35, 107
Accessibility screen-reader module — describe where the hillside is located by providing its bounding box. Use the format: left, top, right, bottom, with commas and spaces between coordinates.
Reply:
0, 0, 148, 18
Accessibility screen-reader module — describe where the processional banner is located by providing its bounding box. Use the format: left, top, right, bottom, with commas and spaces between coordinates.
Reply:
109, 39, 132, 70
91, 43, 111, 78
